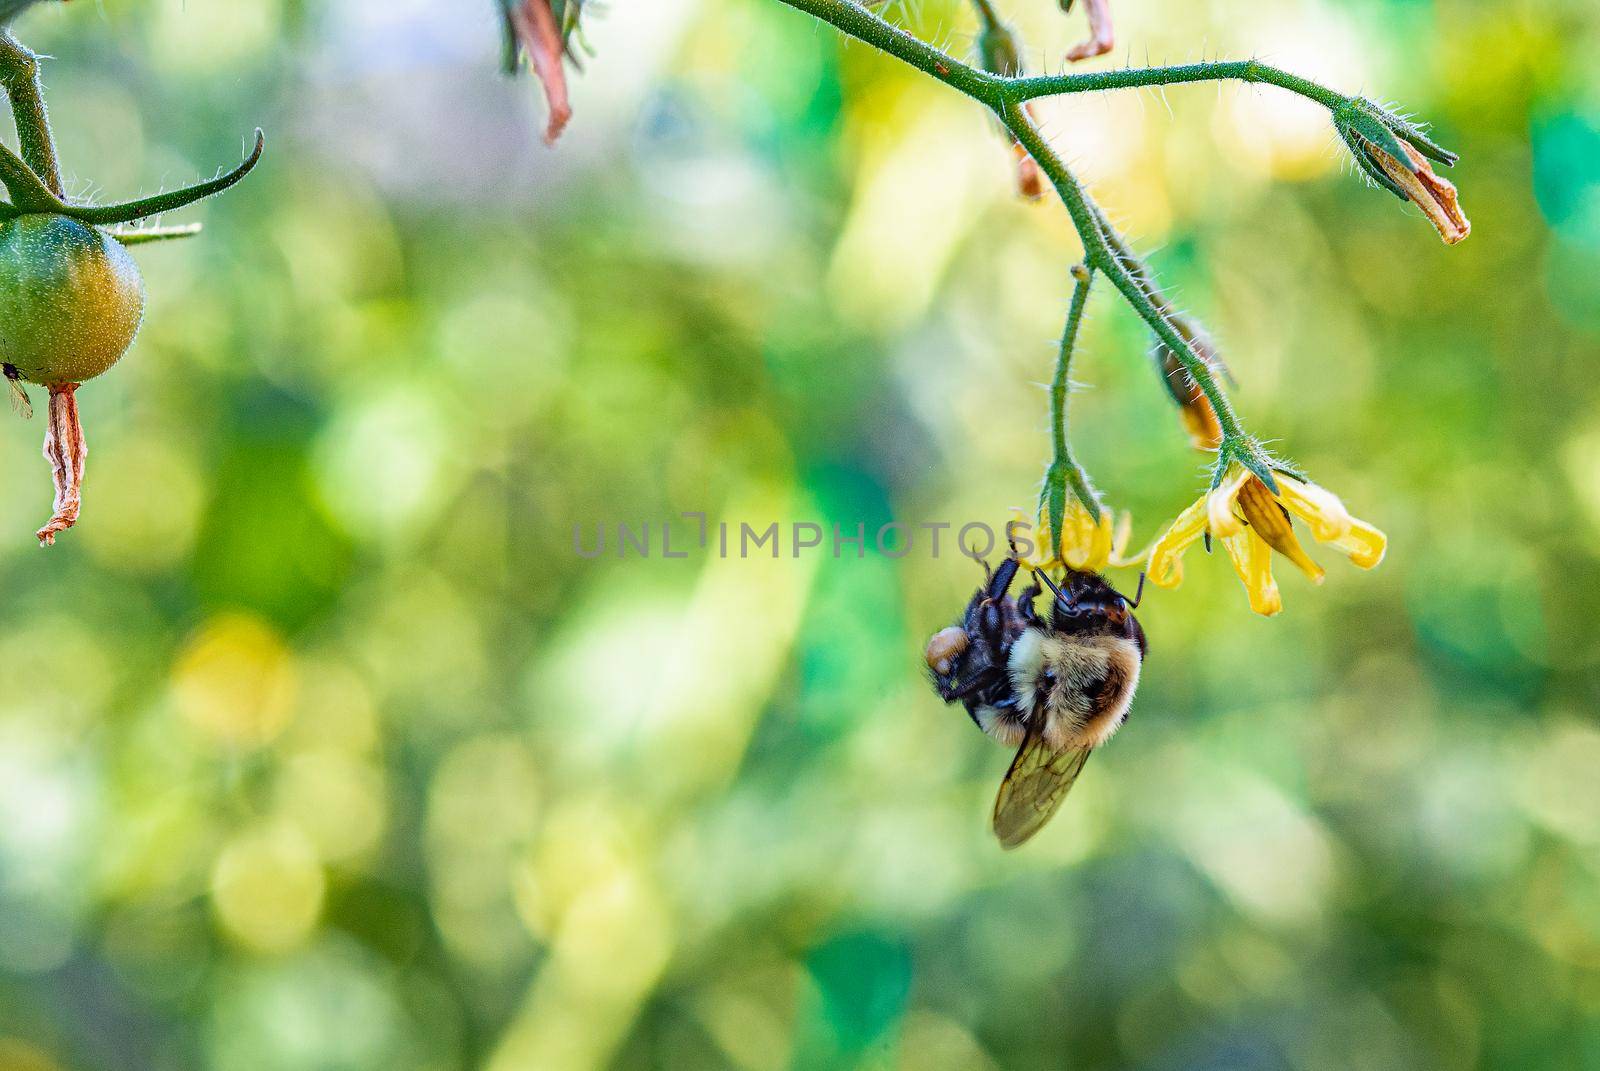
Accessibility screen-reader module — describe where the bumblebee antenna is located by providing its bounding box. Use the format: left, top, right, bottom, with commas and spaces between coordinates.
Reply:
1033, 568, 1064, 600
1121, 571, 1147, 610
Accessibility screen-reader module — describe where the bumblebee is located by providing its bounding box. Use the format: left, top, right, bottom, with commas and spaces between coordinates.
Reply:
926, 556, 1146, 848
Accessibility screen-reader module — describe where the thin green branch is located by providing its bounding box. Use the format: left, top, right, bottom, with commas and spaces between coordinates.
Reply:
967, 0, 1003, 30
1042, 264, 1100, 531
1010, 60, 1346, 111
1050, 267, 1092, 472
0, 30, 61, 195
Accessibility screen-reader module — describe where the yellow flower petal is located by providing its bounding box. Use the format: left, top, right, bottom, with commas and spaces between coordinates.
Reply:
1322, 515, 1386, 569
1064, 506, 1114, 571
1111, 510, 1132, 559
1106, 510, 1151, 569
1221, 528, 1283, 616
1148, 493, 1209, 588
1206, 463, 1251, 538
1273, 473, 1352, 542
1237, 477, 1326, 584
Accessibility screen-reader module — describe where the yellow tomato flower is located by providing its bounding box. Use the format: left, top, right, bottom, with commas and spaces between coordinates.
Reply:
1147, 463, 1386, 615
1009, 503, 1143, 574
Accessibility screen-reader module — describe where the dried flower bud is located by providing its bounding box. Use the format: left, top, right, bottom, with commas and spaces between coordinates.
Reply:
1336, 100, 1469, 245
1012, 136, 1045, 199
1359, 136, 1470, 245
503, 0, 585, 145
1150, 319, 1226, 451
1065, 0, 1114, 62
972, 9, 1045, 201
976, 12, 1024, 77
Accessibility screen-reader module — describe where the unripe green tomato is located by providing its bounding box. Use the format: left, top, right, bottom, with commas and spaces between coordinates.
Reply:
0, 214, 145, 385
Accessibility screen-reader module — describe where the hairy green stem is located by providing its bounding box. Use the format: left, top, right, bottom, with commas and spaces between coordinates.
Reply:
0, 30, 61, 195
1043, 265, 1100, 530
1010, 60, 1345, 110
1051, 268, 1092, 471
0, 115, 261, 225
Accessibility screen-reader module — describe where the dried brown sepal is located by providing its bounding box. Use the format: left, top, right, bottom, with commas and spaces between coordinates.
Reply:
1366, 137, 1470, 245
36, 382, 85, 546
1066, 0, 1114, 62
510, 0, 573, 145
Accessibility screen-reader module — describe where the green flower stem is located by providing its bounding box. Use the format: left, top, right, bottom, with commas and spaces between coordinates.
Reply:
0, 31, 61, 196
1043, 265, 1100, 532
1010, 60, 1346, 111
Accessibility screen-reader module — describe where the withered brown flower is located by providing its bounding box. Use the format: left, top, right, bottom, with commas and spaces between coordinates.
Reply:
1361, 135, 1470, 245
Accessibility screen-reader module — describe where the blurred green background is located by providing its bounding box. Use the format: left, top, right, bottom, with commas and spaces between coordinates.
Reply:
1, 0, 1598, 1068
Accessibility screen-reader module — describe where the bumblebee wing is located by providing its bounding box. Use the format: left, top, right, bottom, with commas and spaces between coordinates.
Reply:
991, 730, 1092, 850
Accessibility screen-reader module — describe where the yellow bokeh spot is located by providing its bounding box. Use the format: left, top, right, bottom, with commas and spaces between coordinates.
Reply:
148, 0, 281, 73
0, 1039, 63, 1071
276, 752, 387, 863
173, 614, 297, 747
211, 821, 325, 954
0, 1039, 61, 1071
284, 661, 380, 755
80, 437, 205, 572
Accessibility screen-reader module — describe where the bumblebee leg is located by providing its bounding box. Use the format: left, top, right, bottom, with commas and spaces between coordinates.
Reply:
1017, 580, 1042, 623
978, 599, 1004, 644
985, 556, 1020, 601
951, 667, 1003, 702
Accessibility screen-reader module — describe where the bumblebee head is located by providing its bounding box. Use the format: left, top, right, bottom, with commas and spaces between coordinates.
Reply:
1037, 569, 1147, 652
